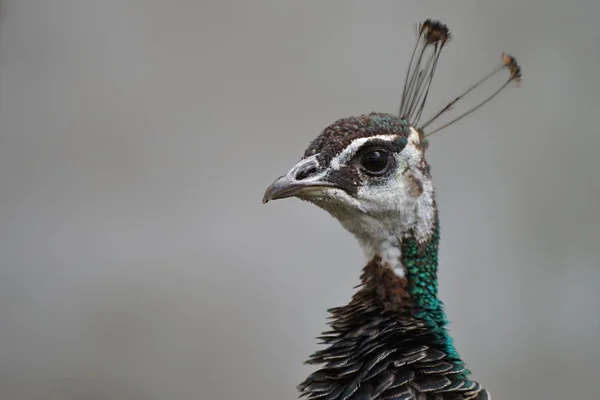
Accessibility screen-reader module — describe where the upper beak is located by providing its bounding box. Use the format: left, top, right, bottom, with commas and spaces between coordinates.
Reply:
262, 157, 335, 204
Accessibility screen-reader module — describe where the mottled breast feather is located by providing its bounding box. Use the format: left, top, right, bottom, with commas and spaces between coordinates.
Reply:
297, 232, 490, 400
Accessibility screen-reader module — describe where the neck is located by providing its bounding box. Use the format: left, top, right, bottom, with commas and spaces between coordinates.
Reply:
298, 212, 476, 399
398, 221, 461, 361
399, 220, 444, 326
356, 215, 462, 362
298, 216, 471, 399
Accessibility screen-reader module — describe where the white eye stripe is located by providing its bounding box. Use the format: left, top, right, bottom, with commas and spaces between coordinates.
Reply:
330, 135, 398, 170
407, 127, 421, 145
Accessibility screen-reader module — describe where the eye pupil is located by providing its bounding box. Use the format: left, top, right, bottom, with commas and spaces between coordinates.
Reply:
361, 150, 389, 173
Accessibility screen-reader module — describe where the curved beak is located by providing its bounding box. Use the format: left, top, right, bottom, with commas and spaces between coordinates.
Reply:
262, 175, 335, 203
262, 156, 335, 204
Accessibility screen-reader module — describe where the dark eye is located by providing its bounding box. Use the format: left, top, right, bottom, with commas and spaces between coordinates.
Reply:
360, 150, 390, 174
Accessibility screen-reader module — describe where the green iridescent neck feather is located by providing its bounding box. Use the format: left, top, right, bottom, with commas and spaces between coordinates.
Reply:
401, 218, 466, 371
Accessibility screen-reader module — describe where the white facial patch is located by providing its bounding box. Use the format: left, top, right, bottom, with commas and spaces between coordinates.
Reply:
353, 127, 435, 241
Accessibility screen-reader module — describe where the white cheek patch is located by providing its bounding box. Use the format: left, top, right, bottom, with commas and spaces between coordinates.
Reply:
330, 135, 398, 170
353, 129, 436, 242
323, 188, 366, 212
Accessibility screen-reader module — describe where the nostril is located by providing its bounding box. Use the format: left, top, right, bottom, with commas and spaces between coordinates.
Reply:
296, 166, 318, 181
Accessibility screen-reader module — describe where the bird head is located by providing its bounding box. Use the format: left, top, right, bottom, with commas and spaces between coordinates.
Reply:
263, 19, 520, 257
263, 113, 436, 249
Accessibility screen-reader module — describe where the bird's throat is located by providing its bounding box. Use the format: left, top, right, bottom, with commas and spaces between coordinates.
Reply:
361, 219, 462, 362
362, 219, 441, 310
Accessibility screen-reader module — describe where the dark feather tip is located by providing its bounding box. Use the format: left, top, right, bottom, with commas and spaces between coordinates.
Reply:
501, 52, 522, 82
420, 19, 452, 45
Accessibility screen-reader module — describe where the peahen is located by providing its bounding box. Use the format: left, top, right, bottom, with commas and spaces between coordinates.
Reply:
263, 19, 521, 400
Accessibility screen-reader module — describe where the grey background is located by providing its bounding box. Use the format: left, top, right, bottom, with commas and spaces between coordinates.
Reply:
0, 1, 598, 399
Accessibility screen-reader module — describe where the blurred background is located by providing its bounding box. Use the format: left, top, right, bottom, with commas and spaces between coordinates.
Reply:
0, 1, 599, 399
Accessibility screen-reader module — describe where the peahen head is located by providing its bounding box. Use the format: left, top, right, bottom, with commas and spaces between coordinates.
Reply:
263, 113, 434, 275
263, 20, 521, 275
